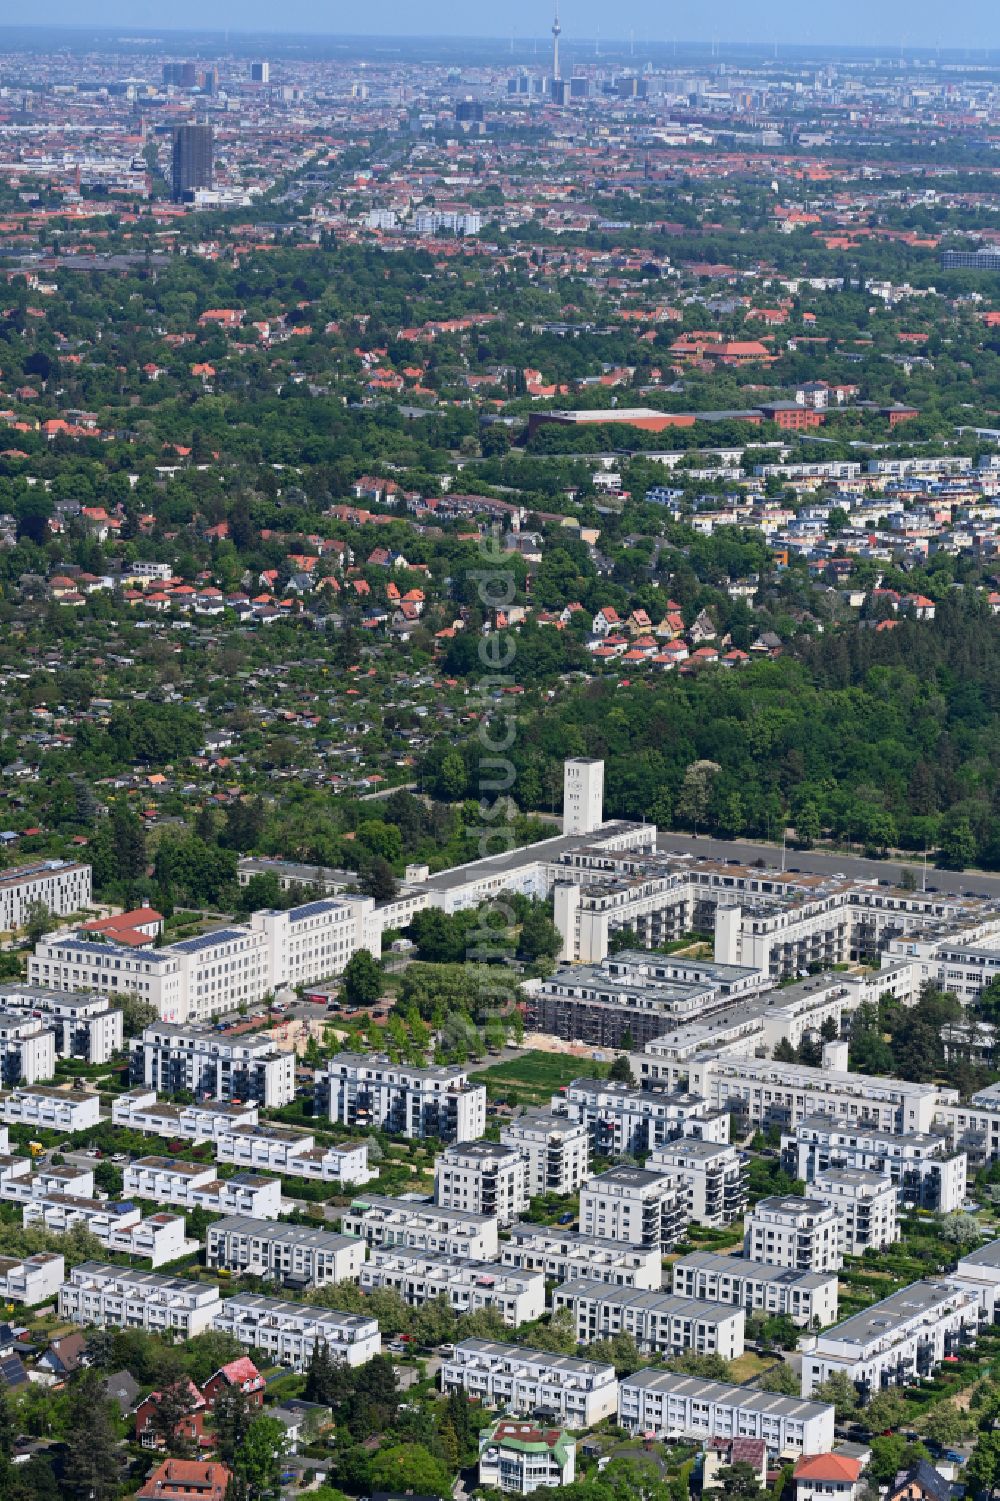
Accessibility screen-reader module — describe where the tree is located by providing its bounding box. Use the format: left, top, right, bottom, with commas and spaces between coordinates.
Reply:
939, 815, 976, 871
368, 1443, 451, 1499
757, 1363, 800, 1395
938, 1212, 982, 1250
62, 1369, 120, 1501
813, 1370, 859, 1421
518, 905, 561, 962
341, 949, 383, 1009
23, 899, 55, 945
773, 1037, 797, 1063
235, 1413, 287, 1501
864, 1390, 908, 1434
149, 1377, 199, 1456
668, 1352, 732, 1380
119, 992, 158, 1038
675, 759, 721, 832
609, 1054, 635, 1084
709, 1462, 767, 1501
921, 1402, 969, 1449
968, 1430, 1000, 1493
213, 1386, 257, 1466
360, 857, 398, 902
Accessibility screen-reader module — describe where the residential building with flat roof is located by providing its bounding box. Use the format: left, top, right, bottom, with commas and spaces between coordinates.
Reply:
618, 1369, 835, 1456
319, 1053, 486, 1141
58, 1263, 221, 1337
647, 1138, 747, 1227
783, 1115, 966, 1213
340, 1193, 499, 1260
206, 1217, 365, 1289
130, 1024, 295, 1108
500, 1224, 662, 1290
361, 1248, 544, 1327
211, 1293, 379, 1370
671, 1251, 839, 1328
580, 1166, 688, 1252
746, 1196, 843, 1273
435, 1141, 529, 1227
441, 1339, 619, 1426
500, 1114, 589, 1198
811, 1168, 899, 1256
799, 1280, 982, 1398
0, 1085, 100, 1131
552, 1280, 745, 1359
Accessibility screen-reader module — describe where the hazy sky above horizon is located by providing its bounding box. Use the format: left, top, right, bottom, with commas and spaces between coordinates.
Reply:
18, 2, 1000, 52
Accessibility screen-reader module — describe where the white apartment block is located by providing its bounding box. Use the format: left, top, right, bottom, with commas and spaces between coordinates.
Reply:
112, 1088, 260, 1141
746, 1196, 843, 1273
340, 1193, 499, 1261
0, 1084, 100, 1131
671, 1252, 839, 1328
647, 1139, 747, 1228
619, 1370, 835, 1458
811, 1168, 899, 1256
215, 1123, 375, 1187
58, 1262, 221, 1337
0, 1014, 55, 1085
0, 1250, 63, 1305
22, 1196, 190, 1268
206, 1216, 366, 1288
500, 1114, 589, 1198
320, 1053, 486, 1142
30, 895, 379, 1025
687, 1054, 938, 1135
953, 1238, 1000, 1319
441, 1339, 619, 1426
360, 1248, 545, 1327
785, 1115, 967, 1213
0, 859, 91, 930
580, 1166, 688, 1252
435, 1142, 529, 1227
211, 1292, 380, 1370
800, 1280, 982, 1398
556, 1078, 728, 1157
501, 1224, 662, 1291
552, 1280, 745, 1360
124, 1156, 282, 1219
0, 987, 122, 1064
131, 1024, 296, 1108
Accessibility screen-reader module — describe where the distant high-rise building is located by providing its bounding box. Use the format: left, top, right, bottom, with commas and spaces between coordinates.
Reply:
163, 61, 198, 88
250, 61, 269, 84
171, 123, 213, 202
570, 76, 590, 100
455, 99, 485, 134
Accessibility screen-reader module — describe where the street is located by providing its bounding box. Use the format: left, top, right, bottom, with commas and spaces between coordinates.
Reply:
656, 831, 1000, 901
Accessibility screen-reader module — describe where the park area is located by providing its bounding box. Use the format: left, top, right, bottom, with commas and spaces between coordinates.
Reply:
475, 1049, 609, 1108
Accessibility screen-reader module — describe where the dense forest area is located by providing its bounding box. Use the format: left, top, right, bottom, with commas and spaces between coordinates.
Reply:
423, 592, 1000, 867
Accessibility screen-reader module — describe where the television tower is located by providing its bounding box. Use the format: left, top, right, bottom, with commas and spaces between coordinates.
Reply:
552, 0, 562, 82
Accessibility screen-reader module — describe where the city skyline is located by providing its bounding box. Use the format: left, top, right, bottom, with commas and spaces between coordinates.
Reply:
11, 2, 1000, 53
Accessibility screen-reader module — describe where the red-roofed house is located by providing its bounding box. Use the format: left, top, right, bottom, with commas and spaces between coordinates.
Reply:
705, 1438, 768, 1491
137, 1459, 231, 1501
794, 1454, 862, 1501
201, 1357, 265, 1410
135, 1380, 206, 1449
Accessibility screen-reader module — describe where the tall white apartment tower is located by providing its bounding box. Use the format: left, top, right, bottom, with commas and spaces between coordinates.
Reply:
563, 758, 605, 836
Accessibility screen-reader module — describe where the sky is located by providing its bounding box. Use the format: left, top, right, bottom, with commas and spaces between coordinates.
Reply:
16, 1, 1000, 53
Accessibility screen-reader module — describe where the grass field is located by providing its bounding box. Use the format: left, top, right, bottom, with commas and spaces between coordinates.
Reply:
477, 1050, 609, 1107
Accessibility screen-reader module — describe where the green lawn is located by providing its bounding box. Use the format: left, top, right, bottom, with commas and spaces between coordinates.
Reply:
477, 1050, 608, 1107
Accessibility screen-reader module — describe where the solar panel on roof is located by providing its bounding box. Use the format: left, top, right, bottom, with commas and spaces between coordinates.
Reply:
172, 929, 247, 953
288, 900, 340, 922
